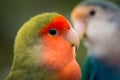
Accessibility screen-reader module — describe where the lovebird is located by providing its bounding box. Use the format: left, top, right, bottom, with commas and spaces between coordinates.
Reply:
6, 12, 81, 80
71, 0, 120, 80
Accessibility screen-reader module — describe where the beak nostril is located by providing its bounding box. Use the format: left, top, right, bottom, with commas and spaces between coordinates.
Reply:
67, 27, 70, 30
71, 44, 75, 47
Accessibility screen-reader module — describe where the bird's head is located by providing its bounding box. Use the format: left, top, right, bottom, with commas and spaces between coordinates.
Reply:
12, 12, 80, 80
71, 1, 120, 60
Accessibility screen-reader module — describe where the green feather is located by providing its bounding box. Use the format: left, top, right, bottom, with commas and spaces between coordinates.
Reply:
6, 12, 59, 80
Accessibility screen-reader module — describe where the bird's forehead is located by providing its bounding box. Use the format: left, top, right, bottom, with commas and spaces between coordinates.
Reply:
50, 15, 71, 30
40, 15, 71, 35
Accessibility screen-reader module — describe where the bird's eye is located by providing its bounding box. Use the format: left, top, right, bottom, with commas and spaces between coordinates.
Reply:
89, 9, 96, 16
48, 28, 58, 36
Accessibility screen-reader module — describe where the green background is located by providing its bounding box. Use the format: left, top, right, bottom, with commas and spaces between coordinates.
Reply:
0, 0, 120, 79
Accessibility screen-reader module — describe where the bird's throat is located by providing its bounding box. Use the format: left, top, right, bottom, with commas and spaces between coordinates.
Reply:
57, 59, 81, 80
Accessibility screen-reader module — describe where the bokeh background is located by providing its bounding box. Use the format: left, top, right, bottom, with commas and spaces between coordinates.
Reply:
0, 0, 120, 79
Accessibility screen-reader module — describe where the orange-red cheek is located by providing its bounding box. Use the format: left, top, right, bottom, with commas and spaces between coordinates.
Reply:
40, 35, 74, 70
40, 34, 81, 80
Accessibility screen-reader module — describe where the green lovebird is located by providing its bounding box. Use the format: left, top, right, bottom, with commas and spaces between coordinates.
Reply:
6, 12, 81, 80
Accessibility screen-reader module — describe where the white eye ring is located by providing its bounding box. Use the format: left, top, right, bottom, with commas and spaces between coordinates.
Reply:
48, 28, 58, 36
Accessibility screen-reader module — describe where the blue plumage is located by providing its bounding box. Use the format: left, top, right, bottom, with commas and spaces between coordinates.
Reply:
82, 54, 120, 80
90, 55, 120, 80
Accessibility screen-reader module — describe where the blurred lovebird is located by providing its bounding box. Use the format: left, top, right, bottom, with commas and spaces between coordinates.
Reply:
6, 12, 81, 80
71, 0, 120, 80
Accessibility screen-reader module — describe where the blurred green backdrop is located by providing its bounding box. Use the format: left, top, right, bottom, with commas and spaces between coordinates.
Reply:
0, 0, 120, 79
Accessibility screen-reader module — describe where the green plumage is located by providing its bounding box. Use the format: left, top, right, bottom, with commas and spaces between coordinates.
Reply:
6, 12, 59, 80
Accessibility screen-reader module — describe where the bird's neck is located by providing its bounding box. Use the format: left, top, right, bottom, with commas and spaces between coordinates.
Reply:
56, 59, 81, 80
88, 47, 120, 67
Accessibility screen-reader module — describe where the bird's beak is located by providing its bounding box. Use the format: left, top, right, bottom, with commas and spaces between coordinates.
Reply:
65, 28, 79, 49
71, 6, 88, 40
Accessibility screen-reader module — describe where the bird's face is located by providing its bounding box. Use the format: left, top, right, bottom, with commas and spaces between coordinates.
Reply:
40, 15, 79, 49
39, 15, 81, 79
71, 3, 120, 59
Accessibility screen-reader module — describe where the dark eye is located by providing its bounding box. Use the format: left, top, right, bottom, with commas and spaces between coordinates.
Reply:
48, 28, 58, 36
89, 9, 96, 16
